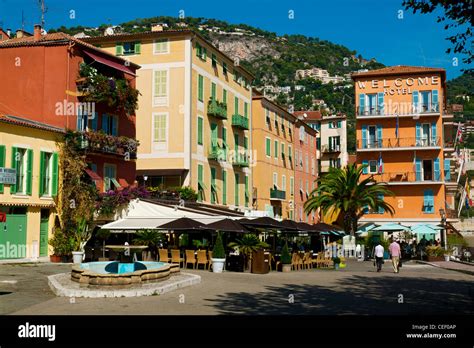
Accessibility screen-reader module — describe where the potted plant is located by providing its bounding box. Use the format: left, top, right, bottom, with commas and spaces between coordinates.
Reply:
332, 257, 341, 270
72, 217, 92, 264
443, 248, 452, 262
280, 241, 292, 272
211, 232, 226, 273
48, 228, 69, 262
425, 245, 445, 262
228, 234, 269, 273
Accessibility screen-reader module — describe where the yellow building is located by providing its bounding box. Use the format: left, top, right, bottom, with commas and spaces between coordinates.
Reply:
251, 95, 296, 219
86, 28, 254, 209
0, 115, 61, 259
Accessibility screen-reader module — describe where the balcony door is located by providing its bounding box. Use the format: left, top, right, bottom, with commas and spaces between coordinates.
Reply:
422, 160, 433, 181
368, 126, 377, 148
367, 94, 377, 115
420, 91, 431, 112
421, 123, 431, 146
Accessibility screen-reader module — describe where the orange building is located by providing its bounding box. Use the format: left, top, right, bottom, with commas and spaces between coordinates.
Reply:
0, 26, 140, 192
352, 66, 459, 225
293, 119, 319, 223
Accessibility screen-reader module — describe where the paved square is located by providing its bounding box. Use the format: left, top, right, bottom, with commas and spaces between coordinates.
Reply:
0, 260, 472, 315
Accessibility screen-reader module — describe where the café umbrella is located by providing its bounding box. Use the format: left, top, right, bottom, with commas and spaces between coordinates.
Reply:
204, 218, 250, 234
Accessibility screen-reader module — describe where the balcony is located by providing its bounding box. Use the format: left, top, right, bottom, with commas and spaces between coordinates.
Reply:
65, 130, 138, 159
362, 172, 443, 185
207, 98, 227, 119
208, 143, 227, 162
357, 137, 441, 151
321, 144, 341, 153
231, 114, 249, 130
356, 103, 440, 119
232, 152, 249, 167
270, 188, 286, 200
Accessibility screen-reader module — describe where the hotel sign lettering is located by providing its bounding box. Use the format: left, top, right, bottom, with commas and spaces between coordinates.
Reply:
0, 168, 17, 185
357, 76, 440, 96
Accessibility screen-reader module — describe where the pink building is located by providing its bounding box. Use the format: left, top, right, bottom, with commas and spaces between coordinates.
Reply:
293, 119, 319, 223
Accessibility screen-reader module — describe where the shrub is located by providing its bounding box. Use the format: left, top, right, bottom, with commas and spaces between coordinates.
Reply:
281, 242, 292, 264
49, 228, 74, 256
212, 232, 226, 259
425, 246, 445, 257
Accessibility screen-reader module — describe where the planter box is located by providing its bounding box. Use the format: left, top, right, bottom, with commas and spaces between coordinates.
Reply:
427, 256, 444, 262
50, 255, 61, 263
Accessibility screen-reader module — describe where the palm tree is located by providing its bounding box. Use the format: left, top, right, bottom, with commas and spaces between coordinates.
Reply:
304, 164, 395, 236
228, 234, 269, 272
133, 230, 165, 260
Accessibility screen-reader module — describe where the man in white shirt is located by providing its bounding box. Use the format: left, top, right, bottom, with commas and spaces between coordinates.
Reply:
374, 242, 385, 272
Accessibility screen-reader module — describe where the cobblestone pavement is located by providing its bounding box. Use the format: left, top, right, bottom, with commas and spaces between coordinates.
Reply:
1, 260, 472, 315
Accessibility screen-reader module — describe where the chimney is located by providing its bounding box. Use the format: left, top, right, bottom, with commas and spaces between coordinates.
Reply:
7, 29, 11, 37
151, 23, 168, 32
16, 29, 24, 38
34, 24, 42, 40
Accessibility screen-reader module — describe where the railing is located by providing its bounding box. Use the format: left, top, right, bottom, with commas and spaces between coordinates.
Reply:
231, 114, 249, 130
66, 130, 138, 159
270, 188, 286, 200
362, 172, 443, 183
208, 143, 227, 162
358, 137, 441, 150
321, 144, 341, 153
356, 103, 440, 116
232, 152, 250, 167
207, 98, 227, 119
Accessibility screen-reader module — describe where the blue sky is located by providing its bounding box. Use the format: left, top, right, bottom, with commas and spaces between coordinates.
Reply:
0, 0, 469, 79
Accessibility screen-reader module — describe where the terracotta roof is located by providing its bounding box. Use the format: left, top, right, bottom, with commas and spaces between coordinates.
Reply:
84, 29, 254, 79
351, 65, 446, 79
0, 114, 65, 134
293, 111, 322, 121
0, 32, 140, 69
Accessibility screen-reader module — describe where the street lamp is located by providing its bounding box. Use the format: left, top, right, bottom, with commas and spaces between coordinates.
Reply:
439, 208, 447, 250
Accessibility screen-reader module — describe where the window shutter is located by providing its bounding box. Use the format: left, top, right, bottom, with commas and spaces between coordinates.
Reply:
197, 118, 203, 145
0, 145, 5, 193
51, 152, 59, 197
222, 170, 227, 205
362, 160, 368, 174
91, 112, 98, 130
198, 75, 204, 102
415, 158, 422, 181
361, 125, 367, 148
223, 89, 227, 104
234, 96, 239, 115
431, 122, 437, 145
76, 109, 83, 131
39, 151, 45, 196
211, 82, 216, 99
26, 149, 33, 195
432, 90, 439, 111
245, 176, 249, 207
10, 146, 17, 194
434, 158, 440, 181
102, 114, 109, 133
134, 42, 141, 54
377, 92, 384, 114
377, 125, 383, 147
266, 138, 271, 156
444, 159, 451, 181
112, 116, 118, 136
337, 120, 342, 128
115, 43, 123, 56
244, 137, 248, 150
412, 90, 419, 113
415, 123, 421, 145
423, 189, 434, 213
359, 93, 365, 114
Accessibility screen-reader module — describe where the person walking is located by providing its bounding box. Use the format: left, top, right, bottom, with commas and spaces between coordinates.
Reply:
374, 241, 384, 272
389, 239, 401, 273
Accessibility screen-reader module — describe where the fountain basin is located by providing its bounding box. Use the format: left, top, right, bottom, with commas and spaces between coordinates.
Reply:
71, 261, 179, 286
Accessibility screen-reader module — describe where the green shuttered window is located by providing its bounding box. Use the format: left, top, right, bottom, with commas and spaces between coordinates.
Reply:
0, 145, 5, 193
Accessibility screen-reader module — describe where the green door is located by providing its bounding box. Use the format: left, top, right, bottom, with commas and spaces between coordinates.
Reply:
0, 208, 28, 259
40, 210, 49, 257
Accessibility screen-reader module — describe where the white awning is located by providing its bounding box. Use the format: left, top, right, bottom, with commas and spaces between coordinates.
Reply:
101, 199, 242, 232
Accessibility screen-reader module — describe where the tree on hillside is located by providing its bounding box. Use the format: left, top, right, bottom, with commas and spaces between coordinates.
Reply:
403, 0, 473, 68
304, 164, 395, 236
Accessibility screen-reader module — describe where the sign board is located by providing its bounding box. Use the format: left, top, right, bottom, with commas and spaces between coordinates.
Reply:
0, 212, 6, 223
0, 168, 16, 185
